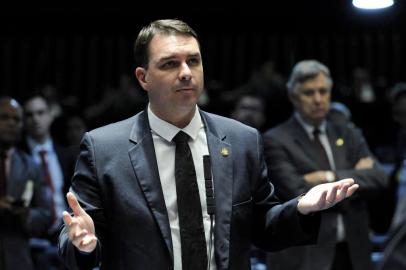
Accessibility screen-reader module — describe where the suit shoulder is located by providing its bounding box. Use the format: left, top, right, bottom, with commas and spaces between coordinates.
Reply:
13, 148, 40, 172
263, 120, 291, 140
328, 120, 364, 138
87, 114, 138, 141
202, 111, 258, 135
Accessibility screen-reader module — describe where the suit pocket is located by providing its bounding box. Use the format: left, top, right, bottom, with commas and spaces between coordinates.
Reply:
232, 197, 253, 207
231, 197, 253, 252
232, 197, 253, 227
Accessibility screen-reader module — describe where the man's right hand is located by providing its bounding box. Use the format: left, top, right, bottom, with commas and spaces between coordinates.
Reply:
63, 192, 98, 253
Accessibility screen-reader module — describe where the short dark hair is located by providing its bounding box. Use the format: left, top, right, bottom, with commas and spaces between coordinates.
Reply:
133, 19, 199, 69
23, 94, 50, 111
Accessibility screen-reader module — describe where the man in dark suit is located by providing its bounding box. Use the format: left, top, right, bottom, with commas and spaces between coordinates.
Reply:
21, 95, 75, 233
0, 97, 53, 270
59, 20, 359, 270
263, 60, 388, 270
20, 95, 76, 269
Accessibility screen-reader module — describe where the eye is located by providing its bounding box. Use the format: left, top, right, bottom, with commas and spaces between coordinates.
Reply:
318, 88, 329, 95
187, 57, 201, 66
161, 60, 178, 69
301, 89, 315, 97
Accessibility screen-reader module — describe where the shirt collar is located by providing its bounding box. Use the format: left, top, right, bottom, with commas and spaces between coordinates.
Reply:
148, 104, 203, 143
294, 112, 327, 138
27, 136, 54, 154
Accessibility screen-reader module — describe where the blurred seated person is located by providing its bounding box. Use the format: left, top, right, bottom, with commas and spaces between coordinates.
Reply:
0, 97, 53, 270
51, 112, 88, 157
263, 60, 388, 270
230, 94, 266, 131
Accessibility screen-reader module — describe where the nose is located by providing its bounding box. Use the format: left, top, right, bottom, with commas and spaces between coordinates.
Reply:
314, 91, 323, 103
179, 63, 192, 81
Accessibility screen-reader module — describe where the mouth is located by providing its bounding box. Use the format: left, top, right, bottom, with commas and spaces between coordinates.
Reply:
176, 87, 195, 92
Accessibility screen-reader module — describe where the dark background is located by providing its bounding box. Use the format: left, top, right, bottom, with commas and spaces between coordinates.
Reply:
1, 0, 406, 150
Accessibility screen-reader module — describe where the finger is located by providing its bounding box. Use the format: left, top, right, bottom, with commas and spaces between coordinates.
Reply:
314, 189, 328, 209
75, 229, 88, 239
67, 218, 82, 240
66, 192, 85, 217
335, 183, 350, 202
325, 184, 338, 205
80, 234, 98, 247
63, 211, 73, 226
346, 184, 359, 197
337, 178, 354, 187
71, 227, 89, 246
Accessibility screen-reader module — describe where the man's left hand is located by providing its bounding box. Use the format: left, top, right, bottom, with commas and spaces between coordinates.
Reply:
297, 178, 358, 215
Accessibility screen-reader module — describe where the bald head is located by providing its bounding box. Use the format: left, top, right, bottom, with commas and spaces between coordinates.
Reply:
0, 97, 23, 149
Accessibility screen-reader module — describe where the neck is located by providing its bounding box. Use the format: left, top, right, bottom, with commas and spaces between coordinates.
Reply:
29, 134, 50, 145
150, 105, 196, 129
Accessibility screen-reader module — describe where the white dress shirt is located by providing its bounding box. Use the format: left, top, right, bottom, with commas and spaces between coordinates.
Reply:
148, 105, 216, 270
294, 113, 345, 242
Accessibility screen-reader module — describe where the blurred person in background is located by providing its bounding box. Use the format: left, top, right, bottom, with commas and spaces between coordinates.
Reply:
20, 94, 76, 269
230, 94, 266, 132
0, 97, 52, 270
263, 60, 388, 270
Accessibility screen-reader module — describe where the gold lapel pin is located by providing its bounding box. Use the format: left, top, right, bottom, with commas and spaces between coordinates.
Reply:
336, 138, 344, 146
220, 147, 229, 157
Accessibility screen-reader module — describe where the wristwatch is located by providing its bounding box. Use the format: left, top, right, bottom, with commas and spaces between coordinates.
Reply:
325, 171, 335, 182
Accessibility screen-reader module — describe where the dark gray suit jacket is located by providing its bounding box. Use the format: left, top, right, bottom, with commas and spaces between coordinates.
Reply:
59, 109, 320, 270
0, 149, 53, 270
263, 117, 388, 270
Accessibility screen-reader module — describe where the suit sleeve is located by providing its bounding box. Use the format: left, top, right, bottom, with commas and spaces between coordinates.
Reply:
251, 131, 320, 251
59, 133, 104, 270
334, 126, 388, 199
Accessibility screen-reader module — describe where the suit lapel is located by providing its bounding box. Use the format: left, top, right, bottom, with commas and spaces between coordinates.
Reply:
326, 123, 345, 169
127, 110, 173, 259
8, 151, 27, 198
289, 118, 320, 162
201, 111, 233, 270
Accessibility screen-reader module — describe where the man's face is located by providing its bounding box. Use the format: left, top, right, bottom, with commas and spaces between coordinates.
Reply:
0, 100, 23, 146
24, 97, 53, 139
231, 96, 265, 129
290, 73, 331, 126
135, 34, 204, 119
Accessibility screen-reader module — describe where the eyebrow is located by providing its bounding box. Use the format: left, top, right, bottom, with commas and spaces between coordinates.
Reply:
157, 53, 201, 63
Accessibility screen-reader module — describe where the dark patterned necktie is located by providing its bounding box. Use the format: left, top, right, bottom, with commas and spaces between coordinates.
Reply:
313, 128, 331, 170
172, 131, 207, 270
38, 149, 56, 221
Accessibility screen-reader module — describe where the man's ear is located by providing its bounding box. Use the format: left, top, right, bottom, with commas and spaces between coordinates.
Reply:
134, 67, 148, 91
